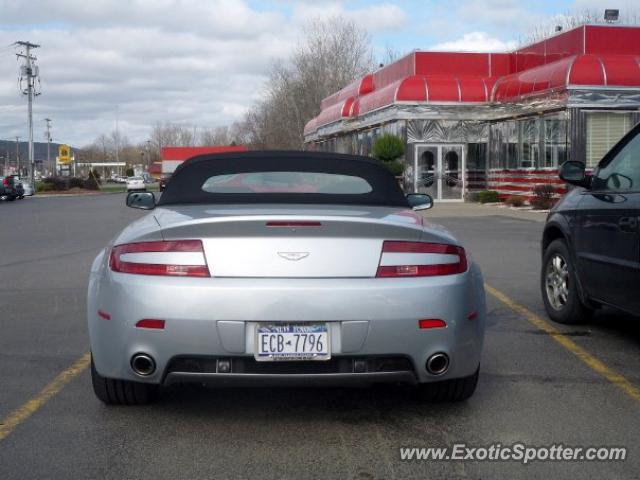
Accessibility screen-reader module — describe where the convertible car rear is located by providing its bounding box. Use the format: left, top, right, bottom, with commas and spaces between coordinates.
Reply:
88, 151, 486, 404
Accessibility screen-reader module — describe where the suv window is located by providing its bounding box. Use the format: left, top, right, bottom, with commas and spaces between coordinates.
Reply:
592, 130, 640, 192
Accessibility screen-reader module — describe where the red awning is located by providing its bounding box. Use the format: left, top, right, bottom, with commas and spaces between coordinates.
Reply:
492, 54, 640, 102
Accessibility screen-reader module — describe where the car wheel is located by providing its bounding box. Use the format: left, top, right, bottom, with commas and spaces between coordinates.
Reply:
417, 366, 479, 402
91, 356, 158, 405
541, 238, 593, 325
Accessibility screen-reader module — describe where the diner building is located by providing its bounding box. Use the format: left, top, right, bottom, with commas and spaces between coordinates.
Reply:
303, 25, 640, 201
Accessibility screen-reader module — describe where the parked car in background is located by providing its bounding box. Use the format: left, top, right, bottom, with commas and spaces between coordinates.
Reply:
21, 181, 34, 196
13, 177, 33, 197
159, 173, 171, 192
89, 151, 486, 405
0, 176, 18, 201
541, 122, 640, 324
126, 176, 146, 192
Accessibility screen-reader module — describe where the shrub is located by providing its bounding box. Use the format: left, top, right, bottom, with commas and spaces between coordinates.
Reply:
125, 167, 134, 177
91, 168, 101, 181
384, 160, 405, 176
531, 184, 556, 210
478, 190, 500, 203
465, 191, 480, 202
372, 134, 405, 177
69, 177, 84, 189
505, 195, 525, 207
83, 177, 100, 190
372, 134, 405, 162
42, 176, 70, 191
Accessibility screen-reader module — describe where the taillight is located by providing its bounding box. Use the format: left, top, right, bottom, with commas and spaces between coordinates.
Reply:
2, 177, 8, 186
376, 241, 467, 277
109, 240, 209, 277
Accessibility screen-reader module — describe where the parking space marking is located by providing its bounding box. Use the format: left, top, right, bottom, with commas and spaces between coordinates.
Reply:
1, 285, 638, 444
0, 352, 90, 442
486, 284, 640, 404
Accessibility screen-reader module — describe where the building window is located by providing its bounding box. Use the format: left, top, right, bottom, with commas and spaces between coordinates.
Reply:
519, 119, 539, 169
586, 112, 634, 168
543, 116, 567, 168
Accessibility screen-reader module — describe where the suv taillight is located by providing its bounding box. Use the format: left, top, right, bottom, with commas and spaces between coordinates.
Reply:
376, 241, 467, 277
2, 177, 9, 186
109, 240, 209, 277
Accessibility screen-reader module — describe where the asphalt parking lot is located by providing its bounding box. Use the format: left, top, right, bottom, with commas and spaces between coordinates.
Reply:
1, 195, 639, 479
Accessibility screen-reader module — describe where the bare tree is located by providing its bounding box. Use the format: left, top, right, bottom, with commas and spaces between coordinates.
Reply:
379, 44, 403, 68
200, 126, 232, 146
240, 16, 374, 149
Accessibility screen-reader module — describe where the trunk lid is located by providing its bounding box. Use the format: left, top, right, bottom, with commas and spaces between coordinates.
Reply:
153, 204, 453, 278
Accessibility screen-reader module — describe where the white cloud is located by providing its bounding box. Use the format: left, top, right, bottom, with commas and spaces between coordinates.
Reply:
429, 32, 517, 53
455, 0, 545, 30
291, 2, 407, 31
0, 0, 411, 146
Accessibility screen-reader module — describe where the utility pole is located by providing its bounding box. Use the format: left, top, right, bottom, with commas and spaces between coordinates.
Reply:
45, 118, 52, 176
15, 136, 20, 175
145, 139, 151, 167
15, 40, 41, 190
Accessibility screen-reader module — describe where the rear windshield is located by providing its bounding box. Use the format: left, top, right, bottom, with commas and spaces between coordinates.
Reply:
158, 151, 408, 207
201, 172, 372, 194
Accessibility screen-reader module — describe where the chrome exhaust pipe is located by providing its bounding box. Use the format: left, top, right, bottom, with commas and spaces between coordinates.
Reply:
131, 353, 156, 376
426, 353, 449, 376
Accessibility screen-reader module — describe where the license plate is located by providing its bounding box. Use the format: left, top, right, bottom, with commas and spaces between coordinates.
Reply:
255, 324, 330, 361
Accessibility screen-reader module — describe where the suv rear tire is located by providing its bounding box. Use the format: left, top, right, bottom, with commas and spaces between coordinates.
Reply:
541, 239, 593, 324
91, 356, 158, 405
417, 367, 479, 402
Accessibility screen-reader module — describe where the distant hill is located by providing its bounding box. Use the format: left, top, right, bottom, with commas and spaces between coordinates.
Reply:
0, 139, 76, 162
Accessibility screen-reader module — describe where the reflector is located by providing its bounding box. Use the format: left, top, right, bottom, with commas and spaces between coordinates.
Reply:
135, 319, 165, 329
419, 319, 447, 329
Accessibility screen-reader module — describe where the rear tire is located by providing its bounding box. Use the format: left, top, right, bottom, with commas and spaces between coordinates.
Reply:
541, 239, 593, 325
91, 356, 158, 405
417, 367, 479, 402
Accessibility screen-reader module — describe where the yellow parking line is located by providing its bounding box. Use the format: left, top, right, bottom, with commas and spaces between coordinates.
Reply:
486, 284, 640, 404
0, 352, 90, 442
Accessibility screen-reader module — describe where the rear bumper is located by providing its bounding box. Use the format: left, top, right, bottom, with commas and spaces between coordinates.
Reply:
88, 262, 486, 386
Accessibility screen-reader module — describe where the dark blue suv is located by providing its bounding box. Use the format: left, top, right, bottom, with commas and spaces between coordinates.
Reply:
541, 122, 640, 324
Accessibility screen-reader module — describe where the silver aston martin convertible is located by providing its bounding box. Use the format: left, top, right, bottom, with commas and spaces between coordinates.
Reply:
88, 151, 486, 404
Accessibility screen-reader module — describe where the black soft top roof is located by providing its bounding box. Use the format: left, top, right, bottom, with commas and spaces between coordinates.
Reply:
157, 151, 409, 208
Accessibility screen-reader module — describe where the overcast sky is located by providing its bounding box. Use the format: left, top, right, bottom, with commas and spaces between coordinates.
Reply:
0, 0, 637, 147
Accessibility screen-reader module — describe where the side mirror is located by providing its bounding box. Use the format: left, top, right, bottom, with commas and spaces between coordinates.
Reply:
406, 193, 433, 211
126, 191, 156, 210
559, 161, 590, 188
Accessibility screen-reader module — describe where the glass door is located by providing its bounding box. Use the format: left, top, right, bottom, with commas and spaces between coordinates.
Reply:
441, 145, 464, 200
414, 144, 465, 201
415, 145, 438, 199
